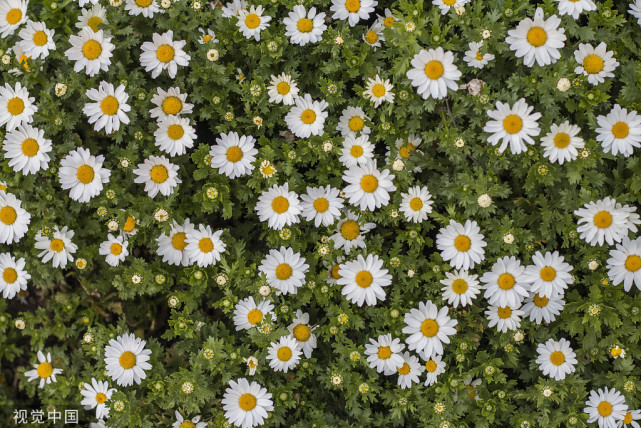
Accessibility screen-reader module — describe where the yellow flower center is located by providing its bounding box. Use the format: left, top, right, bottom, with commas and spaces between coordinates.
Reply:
275, 263, 292, 280
365, 30, 378, 44
7, 98, 25, 116
475, 52, 483, 60
340, 220, 360, 240
443, 0, 456, 5
503, 114, 523, 134
202, 34, 213, 43
597, 401, 613, 417
135, 0, 153, 6
226, 146, 243, 162
533, 295, 549, 307
271, 196, 289, 214
593, 211, 613, 228
301, 109, 317, 124
409, 197, 423, 211
355, 270, 373, 288
371, 84, 386, 97
421, 319, 439, 337
293, 324, 311, 341
345, 0, 360, 13
245, 13, 260, 29
497, 306, 512, 319
198, 237, 214, 253
527, 27, 547, 47
348, 116, 364, 132
553, 132, 570, 148
451, 279, 468, 294
87, 16, 103, 32
313, 197, 329, 213
239, 393, 257, 411
397, 363, 411, 375
32, 31, 48, 46
37, 362, 53, 378
549, 350, 565, 366
21, 138, 39, 157
399, 143, 416, 158
330, 264, 341, 279
179, 422, 195, 428
625, 255, 641, 272
0, 207, 13, 225
76, 165, 95, 184
123, 216, 136, 232
110, 243, 122, 255
50, 238, 64, 252
167, 124, 184, 140
95, 392, 107, 404
377, 346, 391, 359
454, 235, 471, 252
612, 121, 630, 139
425, 360, 437, 372
383, 16, 395, 28
3, 267, 17, 283
247, 309, 263, 325
276, 82, 291, 96
611, 347, 622, 357
424, 60, 444, 80
297, 18, 313, 33
156, 44, 175, 63
277, 346, 292, 361
100, 96, 119, 115
360, 174, 378, 192
82, 40, 102, 60
162, 96, 182, 115
583, 54, 604, 74
539, 266, 556, 282
6, 8, 22, 25
172, 232, 187, 250
150, 165, 169, 183
624, 413, 633, 424
350, 145, 363, 157
498, 273, 515, 290
119, 351, 136, 369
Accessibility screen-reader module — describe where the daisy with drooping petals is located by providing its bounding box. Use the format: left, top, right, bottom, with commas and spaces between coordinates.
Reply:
363, 21, 384, 50
436, 219, 487, 270
221, 0, 247, 18
283, 5, 326, 46
83, 81, 131, 134
505, 7, 567, 67
0, 82, 37, 130
540, 121, 585, 164
483, 98, 541, 154
139, 31, 191, 79
267, 73, 299, 105
339, 134, 374, 168
0, 0, 27, 38
522, 291, 565, 324
154, 116, 196, 157
17, 21, 56, 60
222, 378, 273, 428
557, 0, 596, 20
574, 42, 619, 85
76, 4, 108, 32
24, 351, 62, 388
364, 333, 405, 375
58, 147, 111, 203
287, 310, 317, 359
259, 246, 308, 295
173, 410, 206, 428
64, 28, 114, 77
104, 332, 152, 387
336, 106, 370, 137
133, 155, 182, 198
237, 5, 271, 41
400, 186, 434, 223
440, 269, 481, 308
3, 125, 52, 175
34, 226, 77, 268
406, 47, 461, 100
402, 301, 458, 359
584, 387, 628, 428
463, 41, 495, 69
378, 8, 396, 28
98, 234, 129, 267
185, 224, 226, 267
209, 132, 258, 179
125, 0, 162, 18
535, 338, 577, 381
596, 105, 641, 157
433, 0, 469, 14
423, 354, 446, 386
233, 296, 275, 331
266, 336, 302, 373
631, 1, 641, 26
300, 185, 343, 227
150, 87, 193, 120
198, 28, 218, 44
255, 183, 301, 230
396, 352, 424, 389
389, 134, 423, 172
607, 236, 641, 292
330, 0, 377, 27
481, 256, 529, 308
363, 75, 394, 107
522, 251, 574, 298
0, 252, 30, 299
330, 212, 376, 252
81, 378, 116, 420
337, 253, 392, 306
574, 197, 636, 246
285, 93, 328, 138
485, 304, 524, 333
342, 161, 396, 211
0, 193, 30, 244
155, 219, 194, 267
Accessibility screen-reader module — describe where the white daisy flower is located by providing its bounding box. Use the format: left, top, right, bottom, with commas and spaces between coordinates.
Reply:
607, 236, 641, 292
185, 224, 226, 267
364, 333, 405, 375
76, 4, 108, 32
233, 296, 275, 331
336, 106, 370, 137
402, 300, 458, 359
330, 212, 376, 252
631, 1, 641, 26
0, 0, 27, 38
463, 41, 495, 69
283, 5, 326, 46
2, 125, 52, 175
505, 7, 567, 67
17, 20, 56, 60
34, 226, 78, 268
540, 121, 585, 164
267, 73, 299, 105
209, 132, 258, 179
440, 269, 481, 308
58, 147, 111, 203
98, 233, 129, 267
154, 116, 196, 157
150, 87, 193, 120
155, 219, 194, 267
133, 155, 182, 198
574, 197, 638, 246
574, 42, 619, 85
363, 75, 394, 107
0, 192, 30, 245
619, 410, 641, 428
485, 304, 524, 333
255, 183, 301, 230
396, 352, 424, 389
339, 134, 375, 168
481, 256, 529, 308
0, 82, 37, 130
483, 98, 541, 154
139, 31, 190, 79
81, 378, 116, 420
330, 0, 377, 27
83, 81, 131, 134
535, 338, 577, 381
284, 93, 328, 138
198, 28, 218, 44
406, 47, 461, 100
433, 0, 469, 15
266, 336, 302, 373
78, 0, 99, 6
237, 5, 271, 41
363, 21, 384, 50
221, 0, 247, 18
400, 186, 434, 223
64, 28, 114, 77
342, 161, 396, 211
258, 246, 308, 295
458, 377, 483, 401
556, 0, 596, 20
337, 253, 392, 307
287, 310, 317, 359
24, 351, 62, 388
222, 378, 273, 428
584, 387, 628, 428
436, 219, 487, 270
173, 410, 206, 428
104, 332, 152, 387
300, 185, 344, 227
0, 252, 30, 299
596, 104, 641, 157
522, 251, 574, 298
378, 8, 396, 28
522, 291, 565, 324
125, 0, 162, 18
423, 354, 446, 386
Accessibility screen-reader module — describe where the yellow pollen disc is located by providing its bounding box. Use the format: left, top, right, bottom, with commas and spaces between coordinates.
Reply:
527, 27, 547, 47
377, 346, 391, 359
549, 350, 565, 366
110, 243, 123, 255
350, 145, 364, 158
276, 81, 290, 95
533, 295, 549, 307
409, 197, 423, 211
277, 347, 292, 361
21, 138, 39, 157
355, 270, 373, 288
624, 413, 633, 424
162, 96, 182, 115
180, 422, 195, 428
87, 16, 103, 32
360, 174, 378, 192
245, 13, 260, 29
100, 96, 119, 115
6, 9, 22, 25
123, 216, 136, 232
293, 324, 311, 341
475, 52, 483, 61
95, 392, 107, 404
553, 132, 570, 148
313, 197, 329, 213
3, 268, 18, 283
156, 44, 175, 62
167, 124, 184, 140
503, 114, 523, 134
454, 235, 471, 252
32, 31, 48, 46
540, 266, 557, 282
611, 347, 622, 357
425, 360, 437, 372
466, 386, 477, 398
612, 121, 630, 139
345, 0, 361, 13
275, 263, 292, 280
171, 232, 187, 250
451, 279, 468, 294
301, 109, 317, 124
498, 273, 515, 290
625, 255, 641, 272
348, 116, 365, 132
226, 146, 243, 162
593, 211, 613, 228
76, 165, 95, 184
150, 165, 169, 183
399, 143, 416, 158
371, 84, 386, 97
239, 393, 257, 411
383, 16, 395, 28
135, 0, 153, 6
297, 18, 313, 33
330, 265, 341, 279
0, 184, 6, 191
583, 54, 604, 74
50, 238, 64, 252
424, 60, 444, 80
82, 40, 102, 60
365, 30, 378, 44
247, 309, 263, 325
198, 237, 214, 253
443, 0, 456, 5
37, 362, 53, 378
271, 196, 289, 214
397, 363, 411, 375
497, 306, 512, 319
340, 220, 360, 240
7, 98, 25, 116
119, 351, 136, 369
421, 319, 439, 337
597, 401, 613, 417
202, 35, 213, 43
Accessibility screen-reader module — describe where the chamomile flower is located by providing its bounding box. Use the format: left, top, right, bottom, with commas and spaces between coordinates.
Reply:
363, 75, 394, 107
0, 252, 30, 299
24, 351, 62, 388
255, 183, 301, 230
172, 411, 206, 428
222, 378, 273, 428
463, 41, 495, 69
237, 5, 271, 41
64, 28, 114, 77
436, 219, 487, 270
522, 291, 565, 324
406, 47, 461, 100
423, 354, 446, 386
440, 269, 481, 308
540, 121, 585, 164
209, 132, 258, 179
221, 0, 247, 18
104, 332, 152, 387
283, 5, 326, 46
342, 161, 396, 211
574, 197, 635, 246
337, 253, 392, 306
266, 336, 302, 373
233, 296, 275, 331
556, 0, 596, 20
400, 186, 434, 223
522, 251, 574, 298
139, 31, 191, 79
198, 28, 218, 44
364, 333, 405, 375
267, 73, 299, 105
154, 116, 196, 157
0, 82, 37, 130
155, 219, 194, 267
363, 21, 384, 49
58, 147, 111, 203
83, 81, 131, 134
339, 134, 375, 168
607, 236, 641, 292
330, 212, 376, 252
596, 105, 641, 157
535, 338, 577, 381
81, 378, 116, 420
17, 21, 56, 60
483, 98, 541, 154
330, 0, 377, 27
584, 387, 628, 428
284, 93, 328, 138
0, 193, 30, 245
133, 155, 182, 198
378, 8, 396, 28
485, 304, 524, 333
433, 0, 469, 15
125, 0, 162, 18
631, 1, 641, 26
34, 226, 77, 268
396, 352, 424, 389
619, 410, 641, 428
300, 185, 344, 227
258, 246, 308, 295
150, 87, 193, 120
481, 256, 529, 308
76, 4, 108, 32
505, 7, 567, 67
336, 106, 370, 137
402, 301, 458, 359
287, 310, 317, 358
1, 1, 27, 39
185, 224, 226, 267
3, 125, 52, 175
98, 234, 129, 267
574, 43, 619, 85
